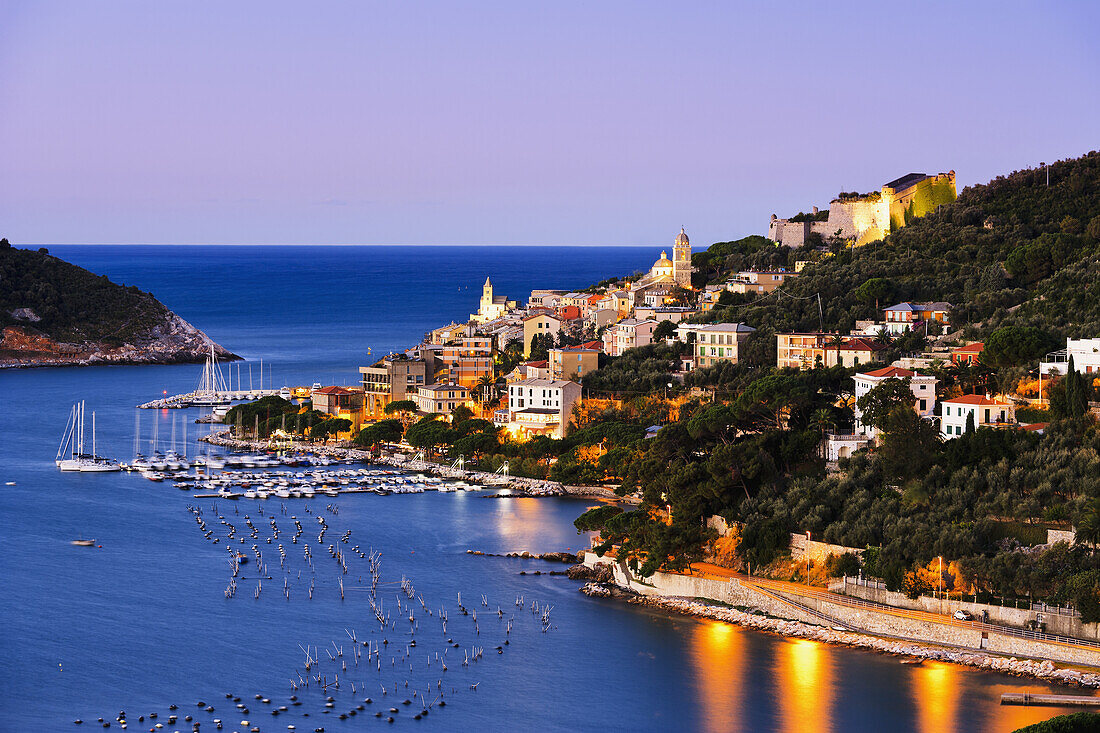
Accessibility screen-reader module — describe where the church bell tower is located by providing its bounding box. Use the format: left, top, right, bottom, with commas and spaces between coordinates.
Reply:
673, 227, 691, 287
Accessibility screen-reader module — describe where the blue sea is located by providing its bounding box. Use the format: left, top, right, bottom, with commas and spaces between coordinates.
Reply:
0, 245, 1074, 732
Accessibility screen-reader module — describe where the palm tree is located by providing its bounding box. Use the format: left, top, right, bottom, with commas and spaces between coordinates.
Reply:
476, 374, 496, 404
827, 334, 847, 368
810, 407, 835, 457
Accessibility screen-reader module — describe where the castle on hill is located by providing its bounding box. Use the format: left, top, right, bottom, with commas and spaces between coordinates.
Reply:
768, 171, 956, 247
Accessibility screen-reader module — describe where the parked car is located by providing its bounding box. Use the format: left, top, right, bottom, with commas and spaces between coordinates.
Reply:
953, 609, 973, 621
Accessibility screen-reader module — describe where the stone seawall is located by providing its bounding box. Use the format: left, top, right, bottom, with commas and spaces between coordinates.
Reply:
836, 578, 1100, 642
582, 552, 1100, 680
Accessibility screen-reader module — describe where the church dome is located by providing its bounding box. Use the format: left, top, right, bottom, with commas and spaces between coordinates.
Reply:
653, 251, 673, 268
675, 227, 689, 245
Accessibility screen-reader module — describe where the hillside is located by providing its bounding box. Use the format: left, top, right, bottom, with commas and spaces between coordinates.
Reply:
700, 151, 1100, 354
0, 241, 236, 367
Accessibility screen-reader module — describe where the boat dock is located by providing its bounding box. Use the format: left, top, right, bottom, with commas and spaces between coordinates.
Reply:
1001, 692, 1100, 707
137, 389, 284, 409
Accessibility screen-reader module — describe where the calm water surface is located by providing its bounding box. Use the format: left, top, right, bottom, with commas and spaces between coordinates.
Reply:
0, 246, 1080, 731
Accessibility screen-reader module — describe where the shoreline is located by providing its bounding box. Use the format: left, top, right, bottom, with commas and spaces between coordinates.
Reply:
199, 430, 624, 501
581, 582, 1100, 689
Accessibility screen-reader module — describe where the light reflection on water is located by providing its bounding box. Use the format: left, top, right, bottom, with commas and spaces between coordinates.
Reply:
681, 616, 1085, 733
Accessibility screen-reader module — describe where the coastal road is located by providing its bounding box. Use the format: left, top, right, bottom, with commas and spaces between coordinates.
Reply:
679, 562, 1100, 653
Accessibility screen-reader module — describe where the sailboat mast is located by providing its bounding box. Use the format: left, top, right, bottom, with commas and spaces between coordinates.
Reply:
92, 411, 96, 458
78, 401, 85, 455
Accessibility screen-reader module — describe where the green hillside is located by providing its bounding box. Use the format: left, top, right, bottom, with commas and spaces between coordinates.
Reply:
700, 152, 1100, 351
0, 241, 170, 345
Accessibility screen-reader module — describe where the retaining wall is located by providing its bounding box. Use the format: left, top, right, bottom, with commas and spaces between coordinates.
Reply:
583, 552, 1100, 667
838, 578, 1099, 641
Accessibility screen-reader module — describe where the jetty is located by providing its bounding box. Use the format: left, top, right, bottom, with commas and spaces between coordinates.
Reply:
1001, 692, 1100, 707
137, 346, 302, 408
138, 388, 284, 410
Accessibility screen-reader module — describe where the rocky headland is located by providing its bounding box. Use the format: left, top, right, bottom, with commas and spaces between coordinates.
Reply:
0, 242, 235, 368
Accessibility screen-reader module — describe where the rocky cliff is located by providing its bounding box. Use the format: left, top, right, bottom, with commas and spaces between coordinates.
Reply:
0, 242, 236, 368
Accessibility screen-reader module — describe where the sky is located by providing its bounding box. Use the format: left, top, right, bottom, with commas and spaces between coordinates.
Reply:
1, 1, 1097, 246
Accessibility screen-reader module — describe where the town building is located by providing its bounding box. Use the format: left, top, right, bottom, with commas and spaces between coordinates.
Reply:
528, 289, 567, 308
522, 313, 564, 357
881, 302, 952, 334
584, 308, 618, 331
471, 278, 517, 323
602, 318, 659, 357
940, 395, 1015, 439
429, 322, 468, 346
725, 269, 798, 295
359, 354, 432, 416
548, 342, 601, 380
311, 386, 366, 436
414, 383, 471, 416
676, 323, 756, 369
1040, 338, 1100, 375
853, 366, 938, 439
441, 337, 493, 388
776, 333, 888, 370
503, 378, 582, 439
633, 306, 699, 324
951, 342, 985, 366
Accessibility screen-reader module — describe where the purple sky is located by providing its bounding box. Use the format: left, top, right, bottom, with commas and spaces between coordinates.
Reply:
1, 1, 1097, 246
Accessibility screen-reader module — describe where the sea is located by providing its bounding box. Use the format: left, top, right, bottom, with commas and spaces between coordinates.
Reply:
0, 245, 1077, 732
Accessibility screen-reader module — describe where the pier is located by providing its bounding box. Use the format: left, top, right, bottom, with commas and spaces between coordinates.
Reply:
137, 388, 285, 409
1001, 692, 1100, 707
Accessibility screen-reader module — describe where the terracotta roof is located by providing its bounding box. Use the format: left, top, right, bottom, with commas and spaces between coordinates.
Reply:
557, 341, 601, 352
943, 394, 1012, 406
313, 386, 357, 395
838, 338, 887, 351
1020, 422, 1049, 432
860, 366, 915, 378
953, 342, 985, 353
524, 360, 548, 368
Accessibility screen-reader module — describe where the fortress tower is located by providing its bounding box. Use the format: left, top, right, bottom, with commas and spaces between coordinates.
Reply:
673, 227, 692, 288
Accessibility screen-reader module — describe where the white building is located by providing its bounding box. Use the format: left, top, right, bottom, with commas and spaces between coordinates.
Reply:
414, 383, 470, 416
939, 395, 1015, 440
853, 366, 938, 439
602, 318, 659, 357
1040, 338, 1100, 376
504, 379, 582, 439
675, 323, 756, 369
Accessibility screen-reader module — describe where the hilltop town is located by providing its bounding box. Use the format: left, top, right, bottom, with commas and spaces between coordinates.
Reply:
236, 154, 1100, 652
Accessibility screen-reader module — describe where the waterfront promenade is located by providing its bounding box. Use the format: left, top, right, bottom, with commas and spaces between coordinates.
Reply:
584, 552, 1100, 679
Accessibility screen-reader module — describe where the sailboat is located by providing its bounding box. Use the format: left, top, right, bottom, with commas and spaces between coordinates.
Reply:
57, 401, 121, 472
191, 345, 231, 407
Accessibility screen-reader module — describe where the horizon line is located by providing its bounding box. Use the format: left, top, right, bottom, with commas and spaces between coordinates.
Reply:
30, 242, 685, 248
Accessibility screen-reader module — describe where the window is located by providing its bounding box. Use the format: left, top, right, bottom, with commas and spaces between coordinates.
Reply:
919, 399, 926, 411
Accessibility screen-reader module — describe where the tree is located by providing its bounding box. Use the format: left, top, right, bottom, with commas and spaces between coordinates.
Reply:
574, 505, 625, 533
529, 333, 554, 361
652, 319, 677, 342
878, 405, 940, 478
981, 326, 1060, 368
311, 418, 352, 442
854, 277, 893, 312
405, 418, 453, 457
451, 405, 474, 425
855, 377, 913, 432
356, 419, 403, 447
384, 399, 418, 428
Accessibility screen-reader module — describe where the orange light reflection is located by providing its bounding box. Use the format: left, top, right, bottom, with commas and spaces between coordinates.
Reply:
687, 620, 745, 733
779, 638, 833, 733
